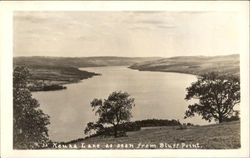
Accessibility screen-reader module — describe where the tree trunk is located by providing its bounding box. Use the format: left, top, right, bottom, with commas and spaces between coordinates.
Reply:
114, 125, 117, 138
218, 113, 223, 123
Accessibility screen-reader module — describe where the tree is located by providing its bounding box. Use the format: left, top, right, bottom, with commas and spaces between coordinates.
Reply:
184, 72, 240, 123
84, 122, 104, 136
87, 91, 135, 137
13, 66, 50, 149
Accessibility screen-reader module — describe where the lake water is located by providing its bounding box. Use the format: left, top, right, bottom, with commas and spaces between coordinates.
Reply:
32, 66, 210, 142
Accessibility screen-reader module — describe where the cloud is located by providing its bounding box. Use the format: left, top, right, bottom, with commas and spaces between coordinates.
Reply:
78, 35, 97, 41
128, 26, 155, 30
136, 20, 166, 24
129, 11, 166, 14
157, 25, 176, 29
179, 11, 214, 14
14, 12, 49, 23
14, 11, 240, 57
128, 20, 176, 30
123, 11, 177, 30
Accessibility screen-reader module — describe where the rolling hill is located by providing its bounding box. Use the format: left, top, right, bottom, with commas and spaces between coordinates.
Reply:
13, 56, 162, 91
13, 55, 239, 91
14, 56, 162, 68
129, 54, 239, 77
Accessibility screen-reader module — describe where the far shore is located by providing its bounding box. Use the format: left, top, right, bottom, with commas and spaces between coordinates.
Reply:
14, 54, 239, 92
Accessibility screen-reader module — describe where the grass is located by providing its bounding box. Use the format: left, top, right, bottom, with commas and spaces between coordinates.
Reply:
57, 121, 240, 149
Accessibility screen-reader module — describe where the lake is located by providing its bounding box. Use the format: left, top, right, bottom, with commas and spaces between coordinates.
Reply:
32, 66, 209, 142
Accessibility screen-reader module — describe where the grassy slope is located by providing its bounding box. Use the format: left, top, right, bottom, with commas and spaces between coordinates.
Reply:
65, 121, 240, 149
129, 54, 239, 77
27, 65, 99, 82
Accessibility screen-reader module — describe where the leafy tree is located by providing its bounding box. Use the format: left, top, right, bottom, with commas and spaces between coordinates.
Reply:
13, 66, 50, 149
184, 72, 240, 123
84, 122, 104, 135
87, 91, 135, 137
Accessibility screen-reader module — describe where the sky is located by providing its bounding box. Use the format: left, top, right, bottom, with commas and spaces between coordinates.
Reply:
14, 11, 240, 57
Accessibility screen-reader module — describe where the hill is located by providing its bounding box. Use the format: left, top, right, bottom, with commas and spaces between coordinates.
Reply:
14, 56, 162, 67
13, 55, 239, 91
129, 54, 239, 77
14, 56, 162, 91
53, 121, 240, 149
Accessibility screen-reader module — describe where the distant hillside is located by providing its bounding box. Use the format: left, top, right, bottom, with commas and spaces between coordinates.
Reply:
13, 56, 162, 91
14, 56, 162, 68
129, 54, 239, 77
26, 65, 99, 82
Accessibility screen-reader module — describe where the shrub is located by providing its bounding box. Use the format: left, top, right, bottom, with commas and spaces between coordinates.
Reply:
176, 124, 188, 130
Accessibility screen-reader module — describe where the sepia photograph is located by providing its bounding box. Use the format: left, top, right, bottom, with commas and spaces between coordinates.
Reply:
0, 1, 249, 158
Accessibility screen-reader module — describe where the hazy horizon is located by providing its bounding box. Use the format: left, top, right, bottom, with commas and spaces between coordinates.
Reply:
14, 53, 239, 58
14, 11, 240, 57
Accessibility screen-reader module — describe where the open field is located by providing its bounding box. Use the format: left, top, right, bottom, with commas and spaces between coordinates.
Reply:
129, 54, 239, 77
56, 121, 240, 149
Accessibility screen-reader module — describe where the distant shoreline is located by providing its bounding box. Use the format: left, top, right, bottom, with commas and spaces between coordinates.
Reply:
14, 54, 239, 92
129, 66, 200, 76
129, 54, 239, 77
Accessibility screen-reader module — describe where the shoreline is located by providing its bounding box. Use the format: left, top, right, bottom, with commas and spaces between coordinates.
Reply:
128, 66, 200, 76
29, 74, 100, 92
25, 66, 101, 92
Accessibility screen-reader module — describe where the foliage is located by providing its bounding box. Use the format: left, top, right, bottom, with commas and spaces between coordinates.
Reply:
86, 91, 135, 137
29, 83, 66, 91
84, 122, 104, 135
184, 72, 240, 123
134, 119, 181, 127
84, 119, 181, 138
13, 66, 50, 149
93, 121, 141, 137
176, 122, 194, 130
223, 110, 240, 122
176, 125, 188, 130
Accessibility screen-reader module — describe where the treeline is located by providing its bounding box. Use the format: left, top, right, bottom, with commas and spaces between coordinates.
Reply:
64, 119, 182, 144
85, 119, 182, 138
29, 84, 66, 91
134, 119, 181, 127
13, 64, 100, 92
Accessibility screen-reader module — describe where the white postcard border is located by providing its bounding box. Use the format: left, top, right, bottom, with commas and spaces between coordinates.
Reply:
0, 1, 249, 158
